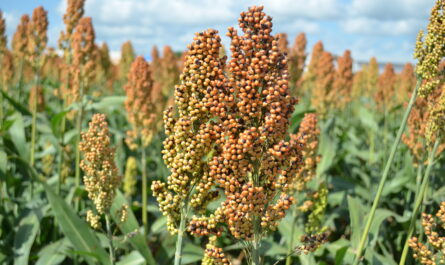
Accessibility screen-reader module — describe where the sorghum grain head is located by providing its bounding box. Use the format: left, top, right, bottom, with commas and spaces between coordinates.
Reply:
27, 6, 48, 66
333, 50, 353, 109
59, 0, 85, 53
0, 11, 6, 54
124, 56, 156, 149
415, 0, 445, 97
375, 63, 396, 111
79, 113, 121, 214
12, 14, 30, 58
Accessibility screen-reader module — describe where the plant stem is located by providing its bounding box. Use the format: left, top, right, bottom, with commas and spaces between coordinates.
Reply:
105, 214, 116, 265
285, 210, 298, 265
141, 146, 148, 238
30, 73, 40, 167
352, 79, 420, 265
252, 216, 262, 265
398, 139, 440, 265
74, 82, 85, 189
174, 204, 188, 265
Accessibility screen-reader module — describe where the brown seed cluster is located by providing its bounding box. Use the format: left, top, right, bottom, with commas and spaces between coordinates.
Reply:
152, 29, 225, 234
0, 11, 6, 54
124, 56, 156, 149
415, 0, 445, 97
59, 0, 85, 55
79, 114, 121, 215
375, 63, 396, 111
302, 41, 324, 94
288, 33, 307, 95
333, 50, 353, 109
202, 236, 232, 265
27, 6, 48, 68
397, 63, 416, 104
205, 5, 301, 240
292, 113, 320, 191
119, 41, 136, 81
311, 51, 335, 118
409, 202, 445, 265
67, 16, 95, 107
151, 45, 181, 130
367, 57, 379, 97
402, 89, 445, 165
12, 15, 30, 58
1, 50, 14, 90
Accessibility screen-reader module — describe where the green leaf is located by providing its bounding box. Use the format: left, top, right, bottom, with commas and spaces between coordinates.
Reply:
117, 251, 146, 265
36, 238, 70, 265
182, 243, 203, 264
347, 196, 366, 248
13, 208, 42, 265
88, 96, 126, 111
110, 191, 156, 265
1, 90, 32, 116
50, 111, 67, 137
42, 182, 110, 265
317, 131, 336, 178
9, 113, 28, 160
334, 246, 348, 265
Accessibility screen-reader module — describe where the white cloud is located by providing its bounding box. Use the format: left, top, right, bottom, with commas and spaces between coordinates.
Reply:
350, 0, 435, 20
341, 17, 425, 36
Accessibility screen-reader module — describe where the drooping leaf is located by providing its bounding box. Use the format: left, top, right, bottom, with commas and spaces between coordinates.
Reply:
110, 191, 156, 265
42, 182, 110, 265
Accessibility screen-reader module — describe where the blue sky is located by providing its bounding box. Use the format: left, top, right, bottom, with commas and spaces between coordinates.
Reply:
0, 0, 436, 64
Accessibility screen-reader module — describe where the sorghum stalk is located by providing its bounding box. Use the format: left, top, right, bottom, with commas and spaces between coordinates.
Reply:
105, 214, 116, 265
74, 79, 85, 189
285, 209, 298, 265
352, 79, 420, 265
58, 0, 85, 193
30, 72, 41, 166
398, 139, 440, 265
124, 56, 156, 238
71, 16, 96, 196
141, 146, 148, 237
174, 202, 189, 265
27, 6, 48, 167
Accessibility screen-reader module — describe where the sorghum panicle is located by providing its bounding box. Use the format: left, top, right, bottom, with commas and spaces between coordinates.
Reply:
277, 33, 289, 53
414, 0, 445, 97
59, 0, 85, 54
12, 15, 30, 58
333, 50, 353, 109
0, 11, 6, 54
206, 5, 301, 240
124, 56, 156, 149
292, 113, 320, 191
69, 16, 95, 105
375, 63, 396, 111
123, 156, 137, 198
288, 32, 307, 94
27, 6, 48, 68
311, 51, 335, 118
202, 236, 232, 265
397, 63, 416, 104
152, 29, 225, 234
79, 114, 121, 215
409, 202, 445, 265
1, 50, 14, 90
302, 40, 324, 93
402, 89, 445, 165
366, 57, 379, 96
119, 41, 136, 81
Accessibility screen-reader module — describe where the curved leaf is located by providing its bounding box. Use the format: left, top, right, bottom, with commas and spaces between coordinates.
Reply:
43, 182, 110, 265
110, 191, 156, 265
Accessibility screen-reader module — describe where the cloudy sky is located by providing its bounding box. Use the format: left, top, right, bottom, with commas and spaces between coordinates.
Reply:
1, 0, 436, 64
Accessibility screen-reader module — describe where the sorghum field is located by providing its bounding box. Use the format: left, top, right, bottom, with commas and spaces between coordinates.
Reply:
1, 0, 445, 265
